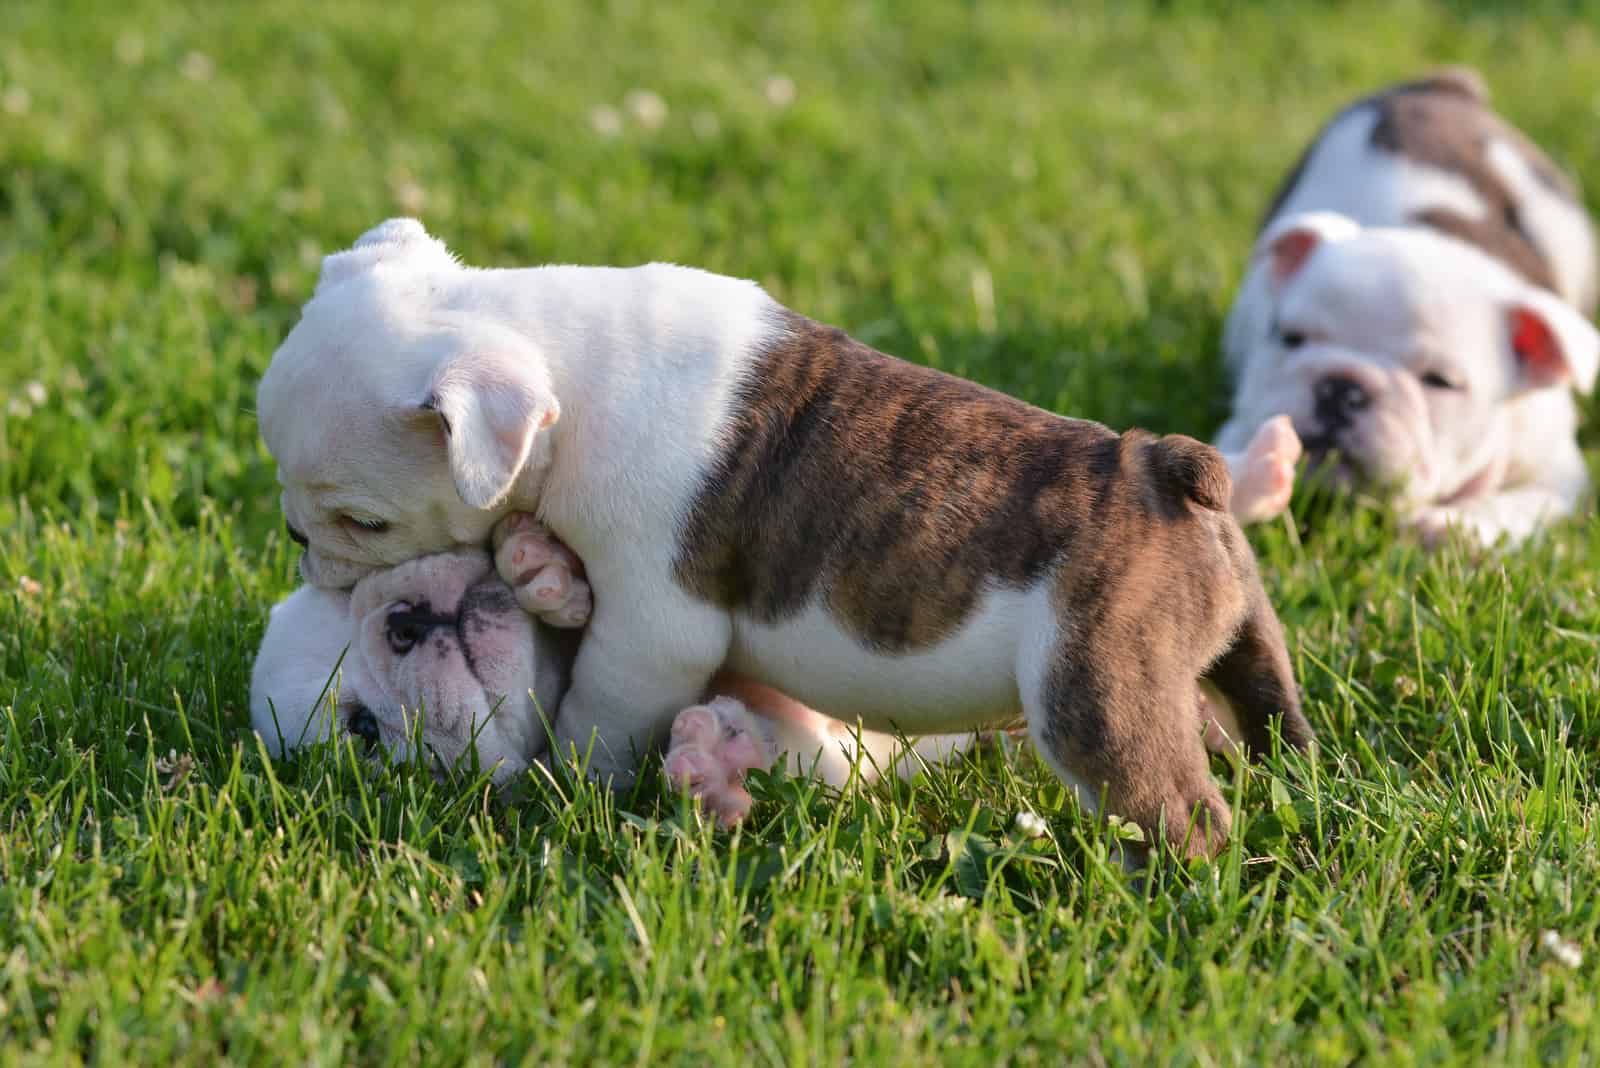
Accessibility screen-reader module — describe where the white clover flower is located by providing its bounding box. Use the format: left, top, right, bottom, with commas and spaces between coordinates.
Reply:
180, 51, 215, 82
1541, 930, 1583, 970
764, 75, 796, 108
625, 89, 668, 130
1013, 810, 1049, 838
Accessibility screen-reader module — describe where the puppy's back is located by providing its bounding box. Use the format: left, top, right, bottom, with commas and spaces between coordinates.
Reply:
1262, 68, 1596, 312
675, 311, 1242, 654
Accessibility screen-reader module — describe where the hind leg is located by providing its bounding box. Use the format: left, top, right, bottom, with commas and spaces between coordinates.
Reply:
1202, 585, 1313, 754
1021, 625, 1230, 860
663, 675, 982, 826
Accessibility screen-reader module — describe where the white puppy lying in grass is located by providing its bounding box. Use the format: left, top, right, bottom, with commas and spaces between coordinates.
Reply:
250, 520, 976, 824
1218, 69, 1599, 546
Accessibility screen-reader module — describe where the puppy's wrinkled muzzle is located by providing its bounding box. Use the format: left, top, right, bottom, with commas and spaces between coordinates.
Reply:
348, 549, 545, 780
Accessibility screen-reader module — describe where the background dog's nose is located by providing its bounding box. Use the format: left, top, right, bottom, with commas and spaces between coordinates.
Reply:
286, 521, 309, 547
1313, 376, 1370, 424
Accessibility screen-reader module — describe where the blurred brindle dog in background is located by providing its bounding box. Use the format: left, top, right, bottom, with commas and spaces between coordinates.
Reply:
1218, 68, 1599, 546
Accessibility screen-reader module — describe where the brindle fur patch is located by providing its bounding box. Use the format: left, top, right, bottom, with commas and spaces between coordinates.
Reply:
1367, 73, 1575, 298
677, 312, 1210, 652
674, 310, 1308, 857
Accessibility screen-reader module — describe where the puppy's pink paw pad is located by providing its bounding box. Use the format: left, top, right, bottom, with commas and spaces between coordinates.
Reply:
1232, 416, 1301, 523
669, 705, 721, 748
663, 697, 776, 827
491, 513, 592, 629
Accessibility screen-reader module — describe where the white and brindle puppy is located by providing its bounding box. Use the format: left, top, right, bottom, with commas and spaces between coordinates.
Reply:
250, 533, 979, 825
1218, 68, 1600, 546
257, 219, 1311, 857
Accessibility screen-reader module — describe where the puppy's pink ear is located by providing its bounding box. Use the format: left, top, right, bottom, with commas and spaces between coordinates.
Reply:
1255, 212, 1361, 286
1506, 291, 1600, 395
316, 218, 459, 295
420, 353, 560, 510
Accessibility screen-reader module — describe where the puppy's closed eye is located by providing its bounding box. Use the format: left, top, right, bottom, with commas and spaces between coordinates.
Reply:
1419, 370, 1462, 391
340, 515, 390, 534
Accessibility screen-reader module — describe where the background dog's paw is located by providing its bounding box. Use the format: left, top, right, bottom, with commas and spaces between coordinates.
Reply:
662, 696, 778, 827
1230, 415, 1301, 523
492, 512, 592, 628
1409, 506, 1496, 551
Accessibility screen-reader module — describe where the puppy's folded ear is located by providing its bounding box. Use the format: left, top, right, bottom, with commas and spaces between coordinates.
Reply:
1254, 211, 1362, 286
316, 218, 460, 295
1505, 290, 1600, 395
420, 352, 560, 510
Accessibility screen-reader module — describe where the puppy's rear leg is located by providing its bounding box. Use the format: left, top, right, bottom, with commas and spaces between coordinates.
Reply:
1023, 641, 1230, 860
1202, 587, 1313, 755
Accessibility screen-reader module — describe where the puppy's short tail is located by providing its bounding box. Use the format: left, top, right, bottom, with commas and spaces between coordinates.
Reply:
1145, 433, 1232, 514
1419, 65, 1488, 103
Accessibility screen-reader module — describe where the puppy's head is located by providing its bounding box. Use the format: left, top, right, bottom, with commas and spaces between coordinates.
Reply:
250, 548, 565, 783
256, 219, 560, 589
1225, 211, 1599, 506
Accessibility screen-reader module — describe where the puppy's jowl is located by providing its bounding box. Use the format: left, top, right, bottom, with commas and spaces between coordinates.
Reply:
1219, 69, 1599, 545
258, 220, 1311, 857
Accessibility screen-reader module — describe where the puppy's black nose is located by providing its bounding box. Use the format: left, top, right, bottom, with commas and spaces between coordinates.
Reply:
286, 521, 309, 547
1313, 376, 1370, 427
346, 703, 380, 750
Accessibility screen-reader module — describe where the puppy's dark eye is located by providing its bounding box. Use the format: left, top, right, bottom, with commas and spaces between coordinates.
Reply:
1419, 371, 1460, 391
346, 703, 380, 749
342, 515, 390, 534
1280, 330, 1307, 349
386, 605, 429, 655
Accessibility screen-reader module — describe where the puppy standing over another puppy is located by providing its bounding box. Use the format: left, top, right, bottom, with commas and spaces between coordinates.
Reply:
257, 220, 1311, 858
1218, 68, 1600, 546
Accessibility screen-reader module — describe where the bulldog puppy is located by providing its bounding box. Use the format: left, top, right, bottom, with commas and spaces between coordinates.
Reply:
1218, 68, 1600, 546
257, 219, 1311, 858
251, 530, 978, 824
249, 547, 571, 783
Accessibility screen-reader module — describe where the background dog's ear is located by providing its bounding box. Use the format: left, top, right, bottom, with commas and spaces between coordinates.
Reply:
419, 353, 560, 510
316, 218, 459, 295
1255, 211, 1362, 287
1504, 290, 1600, 395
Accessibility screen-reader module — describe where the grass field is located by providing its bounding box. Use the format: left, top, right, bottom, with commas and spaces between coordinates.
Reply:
3, 1, 1600, 1063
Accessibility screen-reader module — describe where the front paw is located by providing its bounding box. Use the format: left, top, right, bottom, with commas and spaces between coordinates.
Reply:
491, 512, 592, 628
662, 696, 778, 827
1409, 506, 1496, 550
1230, 415, 1301, 524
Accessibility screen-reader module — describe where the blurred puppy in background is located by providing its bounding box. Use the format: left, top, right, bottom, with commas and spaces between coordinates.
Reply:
1218, 68, 1598, 546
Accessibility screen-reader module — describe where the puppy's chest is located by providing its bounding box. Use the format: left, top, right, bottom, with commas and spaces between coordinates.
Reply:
671, 310, 1110, 654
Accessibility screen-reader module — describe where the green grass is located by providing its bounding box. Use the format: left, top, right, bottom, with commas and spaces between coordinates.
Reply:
3, 1, 1600, 1062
